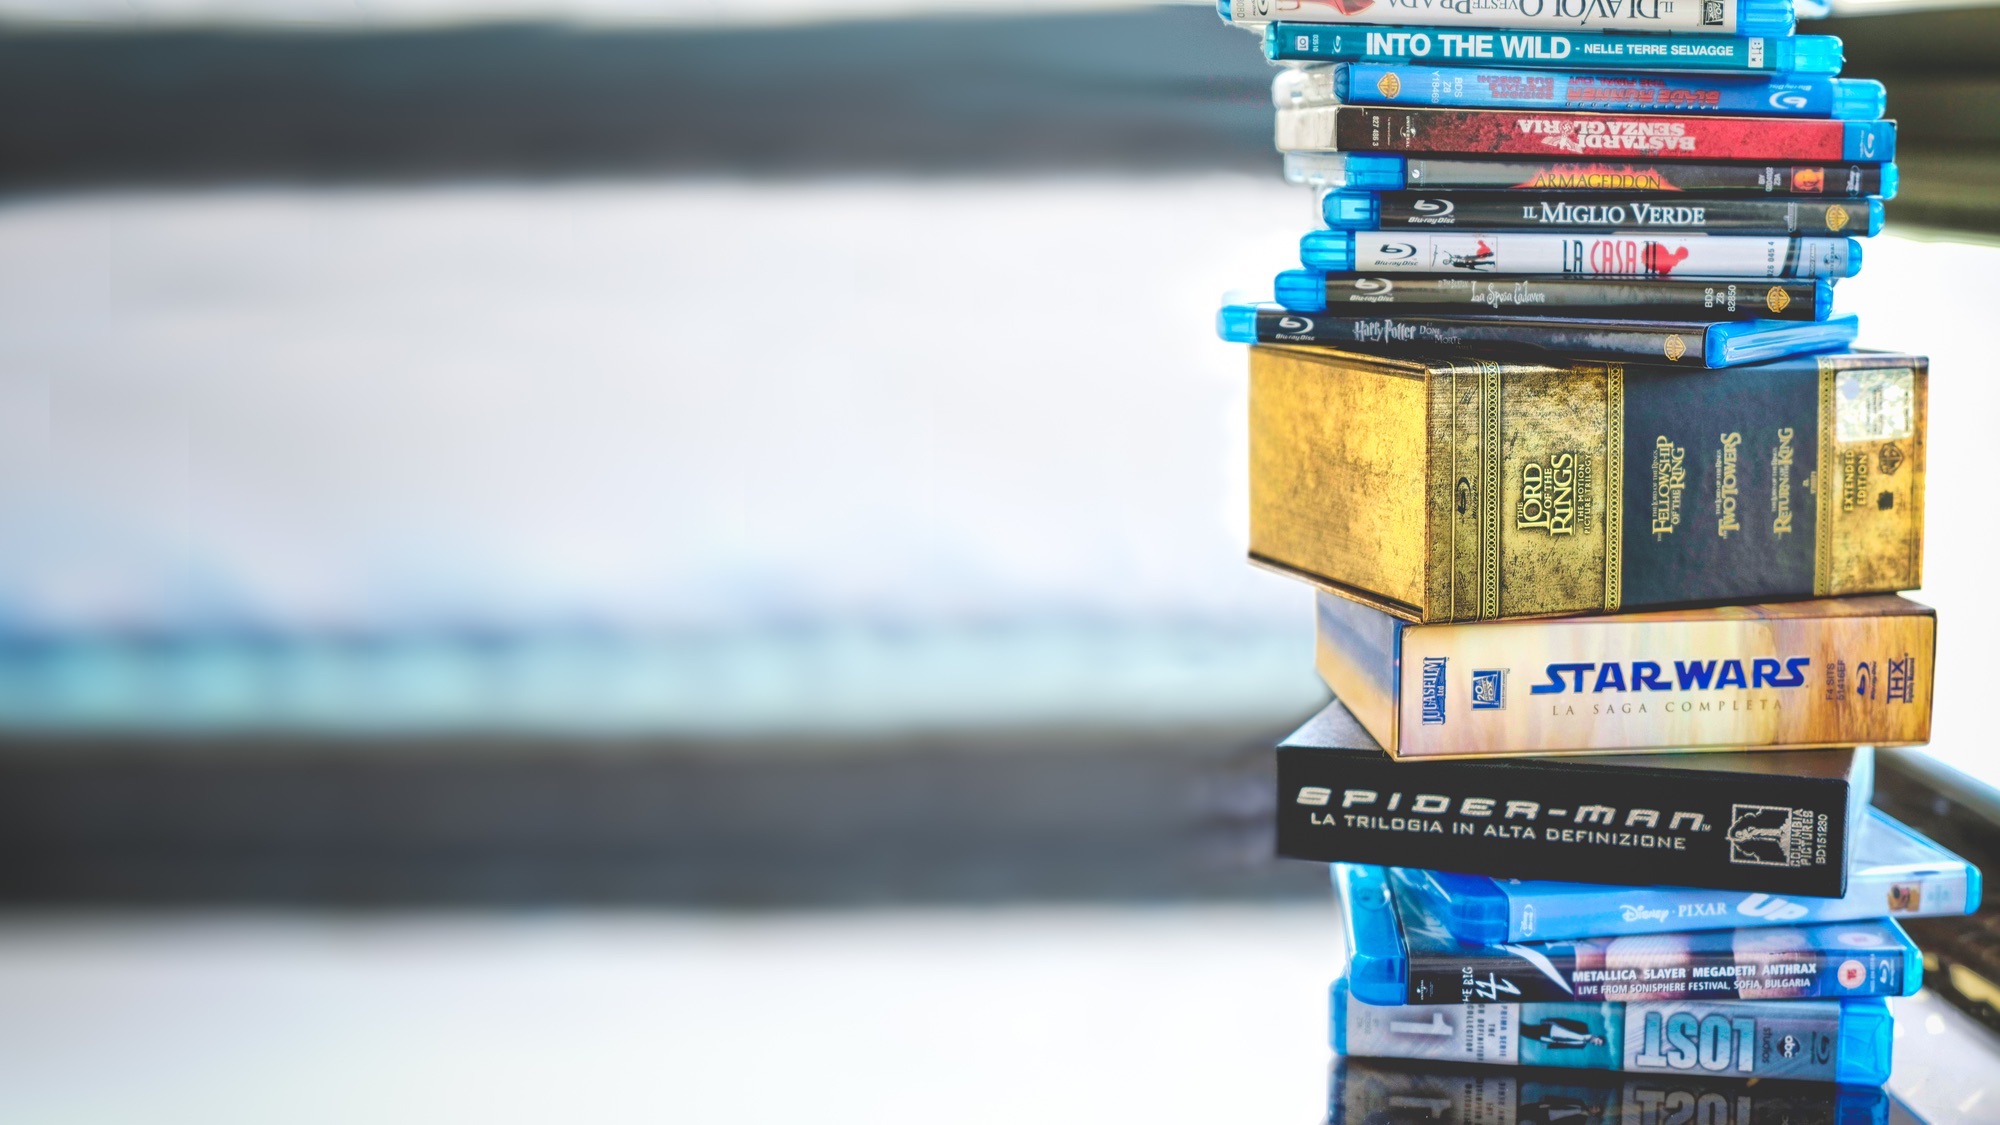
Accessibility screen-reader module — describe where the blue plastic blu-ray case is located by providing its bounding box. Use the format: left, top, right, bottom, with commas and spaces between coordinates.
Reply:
1334, 863, 1922, 1008
1281, 152, 1900, 200
1298, 230, 1863, 279
1317, 190, 1886, 237
1273, 270, 1836, 321
1264, 24, 1842, 74
1215, 301, 1860, 367
1275, 62, 1885, 119
1330, 979, 1895, 1085
1402, 809, 1981, 946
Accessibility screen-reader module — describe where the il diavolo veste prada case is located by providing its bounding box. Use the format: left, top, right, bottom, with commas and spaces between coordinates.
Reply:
1248, 345, 1926, 623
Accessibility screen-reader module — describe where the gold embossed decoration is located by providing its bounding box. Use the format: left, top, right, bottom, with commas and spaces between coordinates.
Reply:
1377, 72, 1402, 98
1826, 204, 1850, 231
1766, 286, 1791, 314
1663, 334, 1687, 362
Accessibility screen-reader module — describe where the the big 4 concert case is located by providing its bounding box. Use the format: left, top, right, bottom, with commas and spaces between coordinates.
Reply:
1335, 863, 1921, 1006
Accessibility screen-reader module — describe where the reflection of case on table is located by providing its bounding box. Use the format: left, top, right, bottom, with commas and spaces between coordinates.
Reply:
1326, 1056, 1891, 1125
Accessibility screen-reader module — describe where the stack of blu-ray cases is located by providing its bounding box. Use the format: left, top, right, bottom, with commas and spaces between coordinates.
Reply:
1218, 0, 1894, 367
1206, 0, 1976, 1103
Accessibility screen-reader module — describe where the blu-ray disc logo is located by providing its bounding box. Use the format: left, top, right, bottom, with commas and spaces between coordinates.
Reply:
1377, 242, 1419, 260
1353, 277, 1394, 294
1769, 91, 1810, 111
1277, 315, 1314, 335
1411, 198, 1455, 217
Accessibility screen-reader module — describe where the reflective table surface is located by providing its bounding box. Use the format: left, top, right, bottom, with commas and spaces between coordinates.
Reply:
0, 904, 1991, 1123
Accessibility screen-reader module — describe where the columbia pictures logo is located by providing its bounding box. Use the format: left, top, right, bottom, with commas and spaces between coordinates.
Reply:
1729, 804, 1810, 867
1471, 669, 1505, 711
1421, 657, 1448, 725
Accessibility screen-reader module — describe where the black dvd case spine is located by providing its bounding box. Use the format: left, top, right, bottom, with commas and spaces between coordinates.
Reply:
1401, 159, 1888, 196
1276, 746, 1862, 895
1369, 193, 1871, 235
1318, 277, 1819, 320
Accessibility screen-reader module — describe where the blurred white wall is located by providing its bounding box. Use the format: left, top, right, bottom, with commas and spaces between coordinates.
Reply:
0, 177, 1307, 635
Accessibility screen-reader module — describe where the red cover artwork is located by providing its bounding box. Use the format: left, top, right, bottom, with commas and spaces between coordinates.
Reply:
1344, 107, 1853, 162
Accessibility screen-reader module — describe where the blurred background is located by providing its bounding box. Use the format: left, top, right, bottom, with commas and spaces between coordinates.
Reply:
0, 0, 1998, 1120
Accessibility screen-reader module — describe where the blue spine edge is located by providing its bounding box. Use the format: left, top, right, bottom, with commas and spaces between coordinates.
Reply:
1275, 271, 1329, 313
1404, 869, 1510, 946
1882, 163, 1900, 201
1833, 79, 1887, 121
1837, 998, 1894, 1086
1815, 279, 1834, 321
1888, 917, 1924, 996
1737, 0, 1796, 36
1300, 230, 1354, 272
1329, 977, 1351, 1054
1261, 20, 1280, 57
1847, 238, 1863, 276
1334, 863, 1408, 1006
1868, 808, 1984, 916
1846, 121, 1896, 163
1864, 199, 1886, 236
1785, 36, 1844, 75
1709, 315, 1858, 367
1321, 191, 1379, 229
1345, 154, 1408, 191
1217, 0, 1231, 22
1216, 304, 1260, 343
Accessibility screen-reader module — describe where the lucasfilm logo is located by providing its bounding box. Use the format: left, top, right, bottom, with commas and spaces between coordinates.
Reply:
1421, 657, 1448, 725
